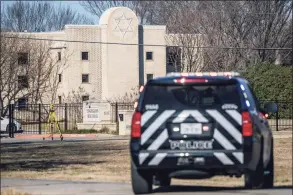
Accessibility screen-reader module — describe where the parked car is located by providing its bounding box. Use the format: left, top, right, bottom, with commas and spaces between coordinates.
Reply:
0, 116, 22, 133
130, 72, 277, 194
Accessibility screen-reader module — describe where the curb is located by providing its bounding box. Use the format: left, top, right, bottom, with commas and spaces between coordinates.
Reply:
14, 134, 98, 139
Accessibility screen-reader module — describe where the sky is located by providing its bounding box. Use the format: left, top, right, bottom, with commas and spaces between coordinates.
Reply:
1, 1, 98, 24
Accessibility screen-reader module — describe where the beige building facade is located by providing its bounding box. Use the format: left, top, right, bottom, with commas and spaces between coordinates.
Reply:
15, 7, 202, 104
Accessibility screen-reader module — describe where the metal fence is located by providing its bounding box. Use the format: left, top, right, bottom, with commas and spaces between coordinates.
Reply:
2, 100, 292, 137
7, 103, 83, 135
259, 100, 293, 131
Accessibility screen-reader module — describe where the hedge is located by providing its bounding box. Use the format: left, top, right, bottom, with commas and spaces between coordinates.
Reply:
242, 63, 292, 119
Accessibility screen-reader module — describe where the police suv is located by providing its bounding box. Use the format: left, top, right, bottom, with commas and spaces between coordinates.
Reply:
130, 72, 277, 194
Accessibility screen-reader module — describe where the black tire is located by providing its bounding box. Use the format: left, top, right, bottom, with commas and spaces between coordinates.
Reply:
263, 140, 274, 189
245, 139, 274, 189
131, 161, 152, 194
6, 124, 16, 133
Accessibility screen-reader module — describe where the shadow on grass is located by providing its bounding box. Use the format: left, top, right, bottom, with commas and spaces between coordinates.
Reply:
0, 160, 105, 171
0, 140, 128, 172
154, 185, 293, 193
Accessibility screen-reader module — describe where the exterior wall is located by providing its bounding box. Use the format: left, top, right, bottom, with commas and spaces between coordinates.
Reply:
142, 25, 167, 83
100, 7, 139, 100
63, 25, 102, 101
8, 7, 203, 105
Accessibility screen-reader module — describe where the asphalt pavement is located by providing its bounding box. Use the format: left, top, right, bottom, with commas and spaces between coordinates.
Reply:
1, 178, 292, 195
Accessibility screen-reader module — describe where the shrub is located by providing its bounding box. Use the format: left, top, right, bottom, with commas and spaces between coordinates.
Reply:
243, 63, 292, 118
243, 62, 292, 101
98, 126, 110, 134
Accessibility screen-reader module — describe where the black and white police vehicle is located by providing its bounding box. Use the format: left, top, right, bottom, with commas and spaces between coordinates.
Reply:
130, 72, 277, 194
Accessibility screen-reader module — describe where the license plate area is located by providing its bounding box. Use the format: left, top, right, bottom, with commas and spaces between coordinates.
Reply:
180, 123, 202, 135
177, 157, 205, 166
167, 123, 214, 139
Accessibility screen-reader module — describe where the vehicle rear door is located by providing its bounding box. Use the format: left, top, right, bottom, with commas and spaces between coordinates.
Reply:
139, 79, 244, 165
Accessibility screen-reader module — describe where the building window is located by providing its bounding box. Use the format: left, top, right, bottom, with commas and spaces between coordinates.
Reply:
146, 52, 153, 60
146, 74, 153, 81
58, 96, 62, 104
18, 76, 28, 89
82, 95, 89, 102
18, 97, 27, 110
58, 52, 61, 61
81, 52, 88, 60
18, 53, 28, 65
58, 74, 62, 83
82, 74, 89, 83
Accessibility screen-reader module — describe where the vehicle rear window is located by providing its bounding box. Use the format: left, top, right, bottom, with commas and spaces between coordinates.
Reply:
142, 83, 241, 110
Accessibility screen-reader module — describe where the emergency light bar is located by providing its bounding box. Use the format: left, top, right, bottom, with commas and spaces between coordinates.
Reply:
166, 72, 241, 77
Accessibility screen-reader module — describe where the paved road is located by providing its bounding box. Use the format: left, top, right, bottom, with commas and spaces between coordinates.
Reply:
1, 178, 292, 195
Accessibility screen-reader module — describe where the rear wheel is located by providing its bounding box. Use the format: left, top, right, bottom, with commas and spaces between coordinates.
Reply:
131, 161, 153, 194
263, 140, 274, 188
245, 140, 274, 189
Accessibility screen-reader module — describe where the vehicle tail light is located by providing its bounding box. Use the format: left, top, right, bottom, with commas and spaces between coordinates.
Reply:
174, 78, 208, 83
131, 112, 141, 138
242, 111, 253, 136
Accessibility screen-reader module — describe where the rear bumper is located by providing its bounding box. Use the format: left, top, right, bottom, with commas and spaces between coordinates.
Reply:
131, 134, 263, 175
131, 143, 261, 174
132, 150, 246, 169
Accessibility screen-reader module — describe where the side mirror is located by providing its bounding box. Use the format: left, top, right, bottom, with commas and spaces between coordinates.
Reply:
264, 102, 278, 113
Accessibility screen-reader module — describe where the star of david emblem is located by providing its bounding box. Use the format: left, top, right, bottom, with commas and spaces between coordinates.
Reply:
113, 13, 133, 38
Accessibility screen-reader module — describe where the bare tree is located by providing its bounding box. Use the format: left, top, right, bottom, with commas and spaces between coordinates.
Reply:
195, 1, 292, 70
0, 33, 62, 117
166, 34, 203, 72
80, 1, 158, 24
1, 1, 94, 32
62, 86, 86, 104
149, 1, 292, 70
106, 86, 139, 103
43, 44, 72, 104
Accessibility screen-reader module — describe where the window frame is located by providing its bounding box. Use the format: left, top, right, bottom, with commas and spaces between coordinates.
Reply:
17, 97, 28, 110
58, 74, 62, 83
18, 52, 29, 65
146, 51, 153, 61
82, 74, 89, 83
81, 52, 89, 61
58, 52, 61, 61
18, 76, 29, 89
146, 74, 153, 81
58, 96, 62, 104
82, 95, 89, 102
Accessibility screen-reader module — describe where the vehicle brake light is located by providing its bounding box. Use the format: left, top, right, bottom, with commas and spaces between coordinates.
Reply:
131, 112, 141, 138
259, 112, 266, 119
242, 111, 253, 136
174, 78, 208, 83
